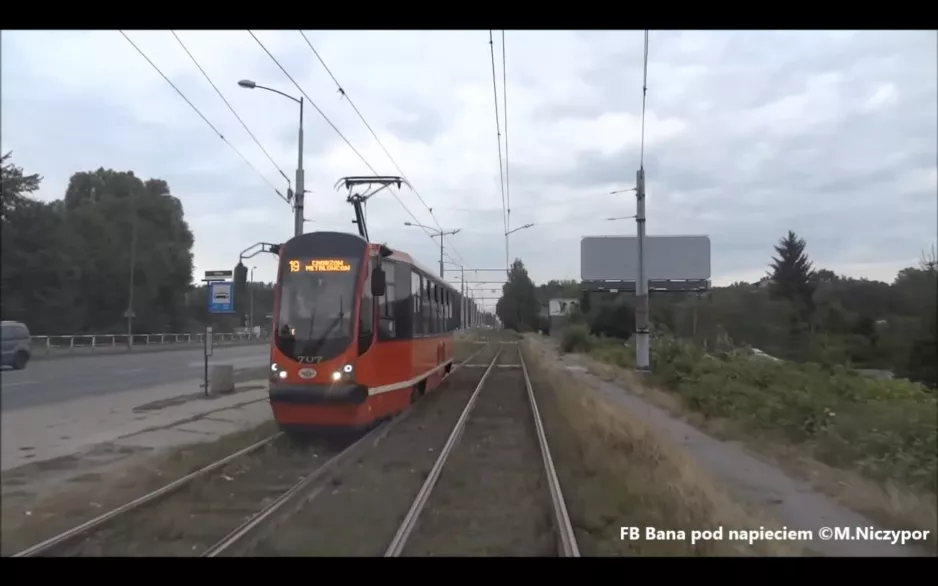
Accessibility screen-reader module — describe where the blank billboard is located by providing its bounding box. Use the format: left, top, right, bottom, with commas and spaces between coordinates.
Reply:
581, 235, 711, 281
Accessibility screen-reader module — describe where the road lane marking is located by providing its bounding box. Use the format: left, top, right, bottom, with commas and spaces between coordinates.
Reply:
3, 381, 37, 388
114, 368, 143, 374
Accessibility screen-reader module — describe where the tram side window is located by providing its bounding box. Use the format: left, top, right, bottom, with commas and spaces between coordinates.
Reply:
421, 275, 430, 335
427, 283, 435, 334
443, 288, 449, 332
394, 262, 412, 338
448, 290, 453, 331
453, 292, 462, 331
443, 289, 450, 331
441, 288, 446, 332
436, 284, 443, 333
378, 262, 397, 340
411, 270, 422, 336
449, 290, 455, 332
430, 282, 438, 334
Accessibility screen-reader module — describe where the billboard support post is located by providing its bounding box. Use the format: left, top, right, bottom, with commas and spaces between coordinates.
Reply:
580, 231, 711, 374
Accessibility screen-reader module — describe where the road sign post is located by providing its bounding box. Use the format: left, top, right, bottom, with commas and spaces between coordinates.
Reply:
204, 326, 213, 397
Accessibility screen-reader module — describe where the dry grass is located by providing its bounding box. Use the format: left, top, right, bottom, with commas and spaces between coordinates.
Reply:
1, 420, 278, 555
522, 338, 804, 556
561, 340, 937, 549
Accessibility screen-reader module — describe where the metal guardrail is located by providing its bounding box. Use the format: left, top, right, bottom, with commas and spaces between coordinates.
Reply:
28, 332, 270, 355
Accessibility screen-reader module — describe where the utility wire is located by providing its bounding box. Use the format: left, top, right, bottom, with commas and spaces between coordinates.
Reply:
502, 30, 511, 233
297, 30, 464, 265
170, 31, 290, 205
249, 30, 459, 267
488, 30, 509, 273
119, 30, 287, 202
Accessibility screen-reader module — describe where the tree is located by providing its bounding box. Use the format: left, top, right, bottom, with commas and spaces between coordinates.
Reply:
0, 153, 80, 331
1, 151, 41, 221
62, 169, 195, 333
495, 259, 539, 331
768, 230, 817, 320
1, 157, 198, 335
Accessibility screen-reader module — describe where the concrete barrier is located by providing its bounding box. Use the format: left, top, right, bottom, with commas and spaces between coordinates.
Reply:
209, 365, 235, 395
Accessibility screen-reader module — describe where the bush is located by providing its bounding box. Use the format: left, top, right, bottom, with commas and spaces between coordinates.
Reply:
577, 332, 938, 492
561, 324, 593, 353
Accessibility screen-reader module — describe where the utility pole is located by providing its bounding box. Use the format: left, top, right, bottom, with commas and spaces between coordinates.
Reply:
294, 96, 305, 237
635, 168, 650, 371
126, 191, 139, 350
249, 266, 256, 329
460, 266, 466, 330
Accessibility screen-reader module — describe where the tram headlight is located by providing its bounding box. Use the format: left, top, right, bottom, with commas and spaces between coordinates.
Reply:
270, 363, 288, 381
331, 363, 354, 382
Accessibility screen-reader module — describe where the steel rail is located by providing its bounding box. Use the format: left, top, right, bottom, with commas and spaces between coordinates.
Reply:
12, 433, 282, 557
384, 346, 503, 556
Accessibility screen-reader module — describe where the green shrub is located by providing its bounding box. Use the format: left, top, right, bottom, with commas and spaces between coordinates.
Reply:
561, 324, 593, 353
581, 332, 938, 491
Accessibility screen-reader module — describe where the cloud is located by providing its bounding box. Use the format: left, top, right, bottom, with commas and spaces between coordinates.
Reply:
1, 30, 935, 311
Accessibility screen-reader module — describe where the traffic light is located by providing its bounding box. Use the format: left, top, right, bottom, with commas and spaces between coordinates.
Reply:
234, 261, 248, 293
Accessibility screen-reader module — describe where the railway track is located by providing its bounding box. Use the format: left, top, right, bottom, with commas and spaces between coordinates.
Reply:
386, 342, 578, 557
237, 340, 578, 557
10, 342, 492, 557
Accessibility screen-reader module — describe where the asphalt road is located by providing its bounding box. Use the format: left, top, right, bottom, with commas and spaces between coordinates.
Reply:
0, 344, 271, 411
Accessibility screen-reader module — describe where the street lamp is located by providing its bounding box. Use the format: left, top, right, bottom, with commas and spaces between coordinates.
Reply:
238, 79, 305, 237
504, 222, 534, 277
506, 222, 534, 236
605, 215, 636, 221
403, 221, 460, 278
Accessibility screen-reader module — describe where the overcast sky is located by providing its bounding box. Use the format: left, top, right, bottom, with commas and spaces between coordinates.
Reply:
2, 30, 935, 310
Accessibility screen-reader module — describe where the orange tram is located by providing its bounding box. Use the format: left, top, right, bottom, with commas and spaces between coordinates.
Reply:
267, 177, 479, 436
